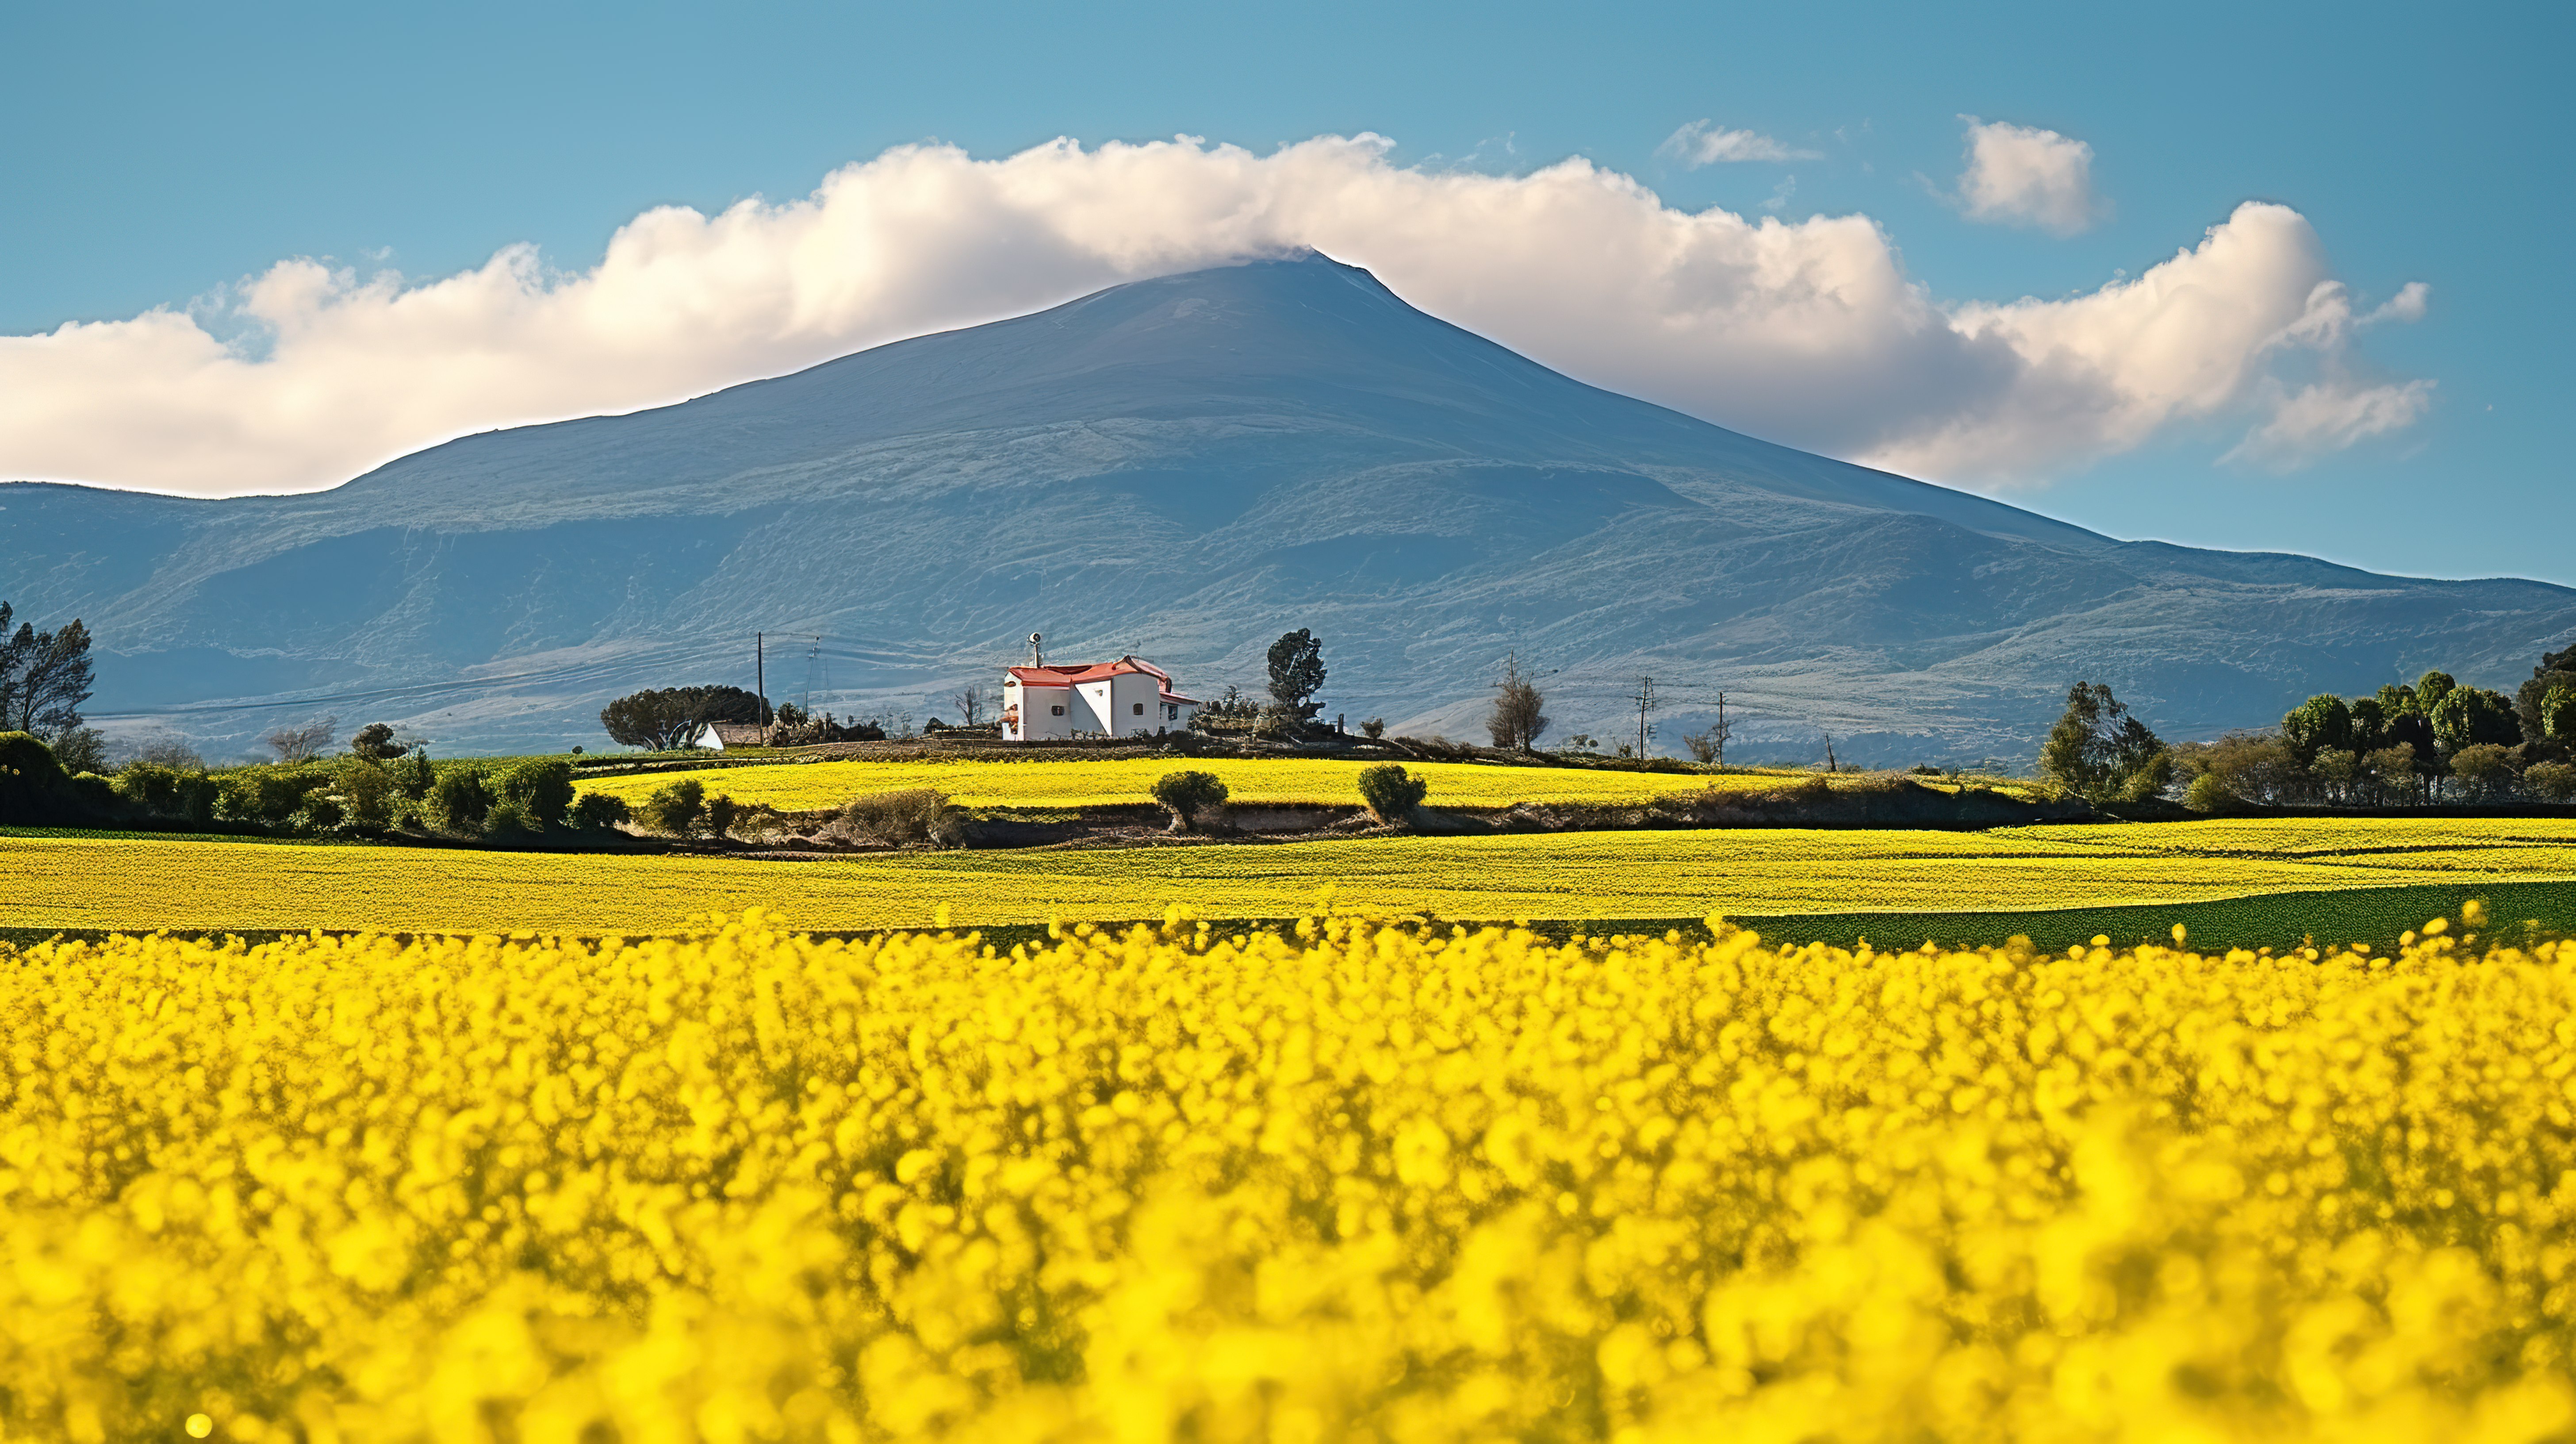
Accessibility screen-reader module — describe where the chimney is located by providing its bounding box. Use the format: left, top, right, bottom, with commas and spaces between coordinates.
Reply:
1029, 632, 1043, 667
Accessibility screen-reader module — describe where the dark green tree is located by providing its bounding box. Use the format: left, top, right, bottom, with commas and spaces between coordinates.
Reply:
0, 603, 96, 739
600, 685, 767, 750
569, 792, 632, 833
2037, 682, 2170, 804
2279, 694, 2353, 766
637, 779, 707, 835
2517, 645, 2576, 741
494, 759, 577, 830
2429, 686, 2519, 755
2543, 683, 2576, 745
422, 768, 494, 834
1356, 763, 1427, 824
1266, 630, 1327, 721
2347, 695, 2391, 754
1150, 770, 1230, 832
2415, 670, 2457, 711
349, 722, 410, 760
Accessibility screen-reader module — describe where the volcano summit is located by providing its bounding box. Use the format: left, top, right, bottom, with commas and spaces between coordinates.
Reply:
4, 252, 2568, 760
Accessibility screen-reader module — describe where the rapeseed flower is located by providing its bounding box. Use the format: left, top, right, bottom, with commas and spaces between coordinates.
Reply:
1, 911, 2571, 1441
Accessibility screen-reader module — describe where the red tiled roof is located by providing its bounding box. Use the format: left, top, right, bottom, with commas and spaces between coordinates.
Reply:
1005, 655, 1186, 691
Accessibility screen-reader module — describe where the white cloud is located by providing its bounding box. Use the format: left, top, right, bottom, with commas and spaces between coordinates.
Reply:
1957, 119, 2104, 235
1659, 121, 1817, 167
2221, 379, 2436, 469
0, 134, 2429, 497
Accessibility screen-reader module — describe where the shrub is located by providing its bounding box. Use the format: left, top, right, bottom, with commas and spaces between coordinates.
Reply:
1252, 706, 1296, 741
494, 759, 576, 831
1361, 717, 1385, 740
2184, 772, 2235, 814
482, 799, 535, 840
837, 788, 966, 848
702, 794, 745, 839
391, 751, 436, 800
637, 779, 706, 837
1150, 770, 1230, 832
422, 769, 494, 835
1357, 763, 1427, 824
2518, 760, 2576, 803
0, 731, 116, 825
214, 765, 335, 827
335, 756, 396, 828
568, 792, 632, 833
112, 760, 218, 822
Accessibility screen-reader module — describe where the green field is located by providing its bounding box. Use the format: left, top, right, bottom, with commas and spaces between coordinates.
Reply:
5, 818, 2570, 945
575, 754, 1827, 811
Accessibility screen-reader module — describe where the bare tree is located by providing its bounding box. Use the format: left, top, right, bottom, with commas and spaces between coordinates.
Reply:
952, 684, 992, 727
1487, 653, 1549, 751
1683, 691, 1732, 765
267, 715, 338, 764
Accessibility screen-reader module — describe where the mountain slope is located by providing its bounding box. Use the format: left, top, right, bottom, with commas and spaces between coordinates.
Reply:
4, 253, 2568, 761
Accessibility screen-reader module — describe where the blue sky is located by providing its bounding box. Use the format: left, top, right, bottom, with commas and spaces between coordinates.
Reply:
3, 0, 2563, 582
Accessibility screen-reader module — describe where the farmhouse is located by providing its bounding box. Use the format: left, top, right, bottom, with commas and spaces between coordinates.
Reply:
1002, 655, 1198, 741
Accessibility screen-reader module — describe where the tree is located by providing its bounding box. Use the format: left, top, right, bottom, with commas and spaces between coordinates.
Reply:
952, 684, 992, 727
1360, 718, 1386, 740
1266, 630, 1327, 721
2543, 682, 2576, 745
2347, 696, 2391, 754
2526, 761, 2576, 803
2367, 743, 2422, 806
2448, 743, 2518, 803
1487, 653, 1548, 751
2037, 682, 2168, 804
2518, 645, 2576, 741
1356, 763, 1426, 825
349, 722, 410, 760
2279, 694, 2353, 766
2429, 686, 2518, 755
266, 716, 337, 764
0, 603, 96, 738
1150, 770, 1230, 832
599, 685, 767, 751
50, 727, 108, 775
2414, 669, 2457, 714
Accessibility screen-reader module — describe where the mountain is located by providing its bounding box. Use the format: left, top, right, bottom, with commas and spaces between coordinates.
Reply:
4, 252, 2570, 763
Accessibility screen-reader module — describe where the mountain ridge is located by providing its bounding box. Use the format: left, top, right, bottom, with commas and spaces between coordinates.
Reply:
3, 252, 2568, 761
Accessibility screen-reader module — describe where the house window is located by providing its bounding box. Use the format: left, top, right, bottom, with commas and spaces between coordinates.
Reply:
1050, 704, 1065, 716
1133, 702, 1145, 715
1166, 703, 1179, 719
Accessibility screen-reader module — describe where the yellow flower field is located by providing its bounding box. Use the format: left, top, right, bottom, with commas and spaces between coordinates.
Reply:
575, 756, 1805, 812
5, 910, 2574, 1441
4, 818, 2572, 937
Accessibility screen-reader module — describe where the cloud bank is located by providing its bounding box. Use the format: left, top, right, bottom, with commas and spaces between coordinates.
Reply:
0, 134, 2427, 497
1957, 119, 2104, 235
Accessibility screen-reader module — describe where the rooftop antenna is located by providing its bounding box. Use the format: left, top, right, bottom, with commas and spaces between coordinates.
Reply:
1030, 632, 1043, 667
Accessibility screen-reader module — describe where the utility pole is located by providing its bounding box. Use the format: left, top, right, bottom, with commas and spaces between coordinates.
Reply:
1630, 675, 1658, 757
1715, 691, 1727, 767
755, 633, 766, 731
